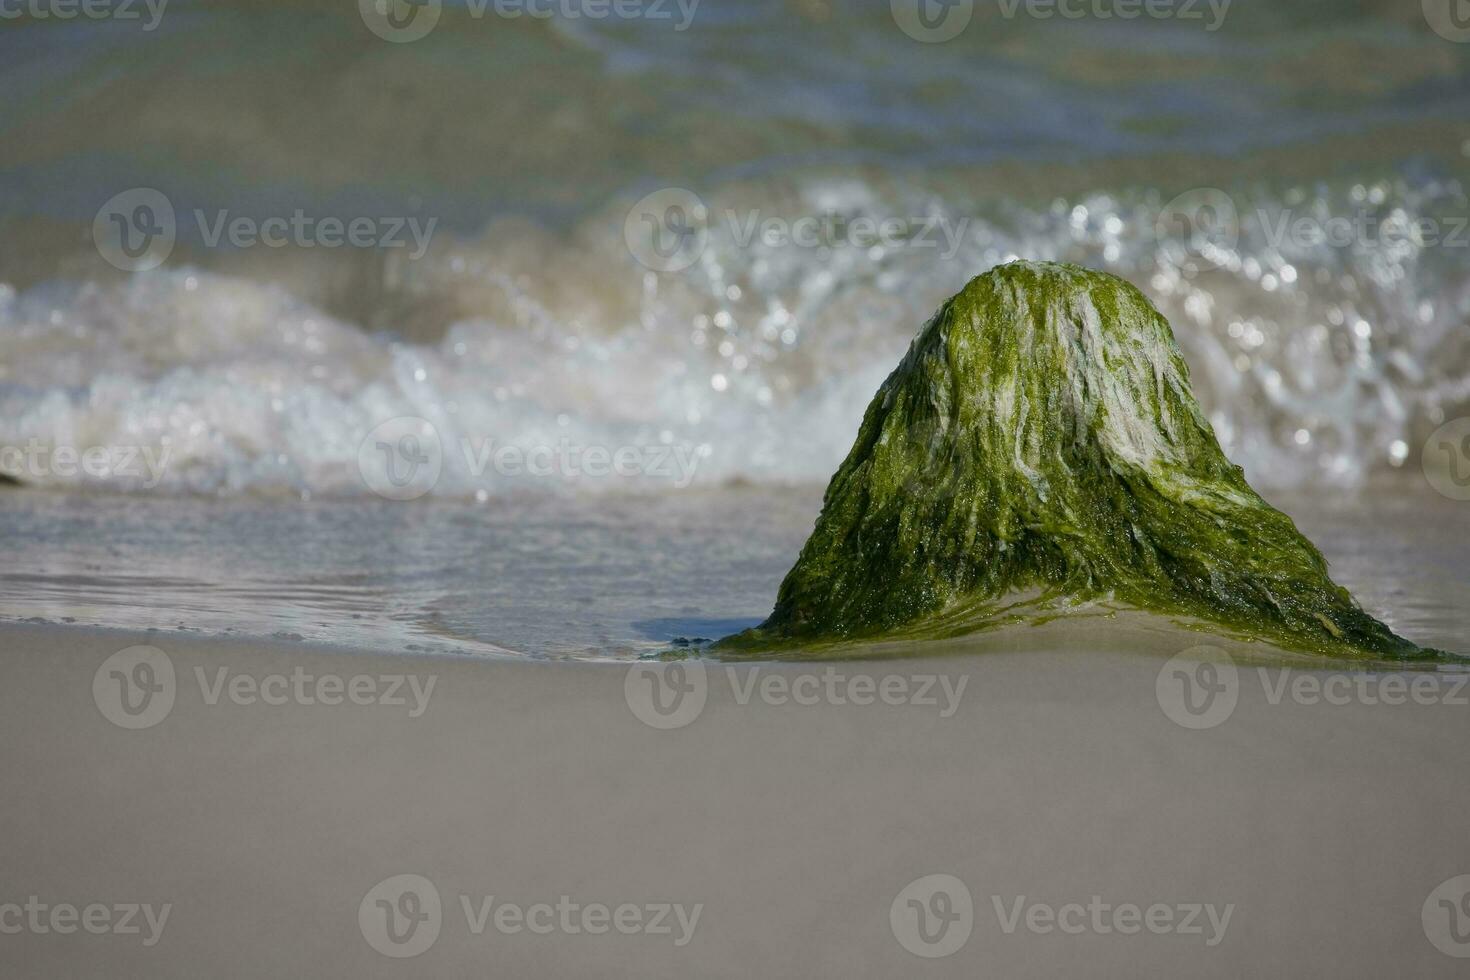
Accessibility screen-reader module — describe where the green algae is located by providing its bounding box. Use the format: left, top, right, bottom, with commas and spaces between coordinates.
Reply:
718, 261, 1438, 660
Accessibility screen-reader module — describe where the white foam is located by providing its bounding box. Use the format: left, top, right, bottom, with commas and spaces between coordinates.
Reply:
1, 176, 1465, 497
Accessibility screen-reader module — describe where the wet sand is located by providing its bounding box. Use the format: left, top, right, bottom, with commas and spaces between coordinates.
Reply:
2, 621, 1468, 977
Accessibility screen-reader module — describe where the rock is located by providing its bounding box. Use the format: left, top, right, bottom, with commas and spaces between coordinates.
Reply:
719, 261, 1432, 659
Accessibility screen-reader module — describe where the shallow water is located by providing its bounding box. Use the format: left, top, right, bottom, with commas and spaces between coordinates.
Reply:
0, 484, 807, 657
0, 480, 1464, 660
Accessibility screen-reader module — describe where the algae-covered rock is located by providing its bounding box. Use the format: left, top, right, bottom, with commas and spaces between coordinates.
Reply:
721, 261, 1432, 659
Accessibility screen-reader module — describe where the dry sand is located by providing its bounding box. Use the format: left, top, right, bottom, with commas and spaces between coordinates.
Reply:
1, 620, 1468, 978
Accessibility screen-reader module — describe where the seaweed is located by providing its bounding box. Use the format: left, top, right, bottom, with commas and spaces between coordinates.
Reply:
718, 261, 1437, 659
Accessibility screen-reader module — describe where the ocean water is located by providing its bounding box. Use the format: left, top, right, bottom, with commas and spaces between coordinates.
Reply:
0, 482, 1466, 659
2, 0, 1469, 655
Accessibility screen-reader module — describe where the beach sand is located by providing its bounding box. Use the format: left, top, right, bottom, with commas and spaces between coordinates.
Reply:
3, 620, 1467, 977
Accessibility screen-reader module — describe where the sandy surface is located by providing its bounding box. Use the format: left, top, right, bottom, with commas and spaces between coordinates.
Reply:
2, 621, 1468, 978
